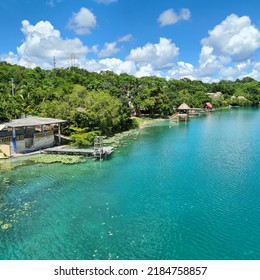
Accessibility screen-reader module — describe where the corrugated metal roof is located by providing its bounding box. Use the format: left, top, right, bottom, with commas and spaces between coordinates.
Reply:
0, 124, 6, 131
2, 116, 67, 128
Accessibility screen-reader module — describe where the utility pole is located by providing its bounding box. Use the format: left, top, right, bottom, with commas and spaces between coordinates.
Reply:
70, 53, 77, 68
11, 78, 15, 96
66, 53, 81, 69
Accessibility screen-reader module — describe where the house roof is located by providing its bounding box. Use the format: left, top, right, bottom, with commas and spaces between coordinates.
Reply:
2, 116, 67, 128
0, 124, 6, 131
205, 102, 213, 109
178, 103, 191, 110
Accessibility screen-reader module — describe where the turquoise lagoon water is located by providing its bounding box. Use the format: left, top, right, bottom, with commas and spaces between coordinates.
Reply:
0, 108, 260, 260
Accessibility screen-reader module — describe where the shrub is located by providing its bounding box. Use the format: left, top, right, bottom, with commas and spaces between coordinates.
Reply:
70, 131, 101, 147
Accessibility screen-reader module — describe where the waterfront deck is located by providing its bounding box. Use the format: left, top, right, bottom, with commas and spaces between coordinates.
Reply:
43, 146, 113, 159
169, 113, 189, 122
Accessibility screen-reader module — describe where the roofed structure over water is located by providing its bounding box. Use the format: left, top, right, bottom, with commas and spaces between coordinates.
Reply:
0, 116, 66, 158
177, 103, 191, 122
178, 103, 191, 113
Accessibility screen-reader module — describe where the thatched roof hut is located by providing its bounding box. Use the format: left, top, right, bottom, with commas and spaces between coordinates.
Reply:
178, 103, 191, 110
177, 103, 190, 118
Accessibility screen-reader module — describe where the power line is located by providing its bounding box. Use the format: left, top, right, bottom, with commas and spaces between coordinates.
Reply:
70, 53, 78, 68
66, 53, 81, 68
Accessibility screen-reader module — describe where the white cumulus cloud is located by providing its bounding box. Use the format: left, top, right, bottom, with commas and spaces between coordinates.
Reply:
197, 14, 260, 80
99, 58, 136, 75
158, 8, 191, 27
167, 61, 196, 80
201, 14, 260, 61
219, 67, 238, 79
247, 62, 260, 80
126, 38, 179, 70
198, 45, 229, 77
118, 34, 133, 42
5, 13, 260, 82
98, 42, 120, 58
14, 20, 88, 68
80, 58, 136, 75
136, 65, 161, 78
68, 7, 96, 35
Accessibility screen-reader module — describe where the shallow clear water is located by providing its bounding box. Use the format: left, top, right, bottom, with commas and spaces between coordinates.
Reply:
0, 108, 260, 260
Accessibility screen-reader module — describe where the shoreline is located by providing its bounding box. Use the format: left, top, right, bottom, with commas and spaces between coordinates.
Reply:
0, 119, 162, 168
103, 117, 168, 148
135, 117, 167, 128
0, 110, 223, 168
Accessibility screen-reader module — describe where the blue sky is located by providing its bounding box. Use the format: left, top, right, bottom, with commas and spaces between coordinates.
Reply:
1, 0, 260, 81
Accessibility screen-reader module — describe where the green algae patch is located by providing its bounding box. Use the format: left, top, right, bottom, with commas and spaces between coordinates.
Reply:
1, 223, 12, 230
0, 154, 85, 173
31, 154, 84, 164
0, 200, 36, 232
103, 119, 167, 148
0, 160, 28, 172
103, 130, 140, 148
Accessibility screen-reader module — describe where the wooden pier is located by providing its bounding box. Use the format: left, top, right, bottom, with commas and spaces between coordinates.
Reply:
169, 103, 212, 122
43, 146, 113, 159
169, 112, 189, 122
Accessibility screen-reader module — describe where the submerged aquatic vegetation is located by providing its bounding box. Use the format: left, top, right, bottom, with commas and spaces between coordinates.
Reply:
0, 154, 85, 173
0, 201, 35, 232
30, 154, 85, 164
0, 160, 30, 172
1, 223, 12, 230
103, 130, 140, 148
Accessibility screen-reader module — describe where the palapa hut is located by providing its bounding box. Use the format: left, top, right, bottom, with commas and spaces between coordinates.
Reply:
178, 103, 191, 114
177, 103, 190, 122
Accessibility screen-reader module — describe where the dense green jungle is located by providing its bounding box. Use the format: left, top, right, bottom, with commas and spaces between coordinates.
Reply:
1, 61, 260, 145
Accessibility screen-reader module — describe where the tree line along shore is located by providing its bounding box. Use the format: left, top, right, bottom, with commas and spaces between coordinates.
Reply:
1, 62, 260, 146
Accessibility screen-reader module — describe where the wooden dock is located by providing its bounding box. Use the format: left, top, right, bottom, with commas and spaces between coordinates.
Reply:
169, 113, 179, 120
43, 146, 113, 159
169, 113, 189, 122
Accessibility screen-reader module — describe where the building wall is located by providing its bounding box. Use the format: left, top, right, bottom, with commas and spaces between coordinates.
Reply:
25, 138, 33, 148
33, 135, 54, 149
9, 141, 14, 155
7, 135, 54, 155
16, 140, 26, 153
1, 131, 55, 155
